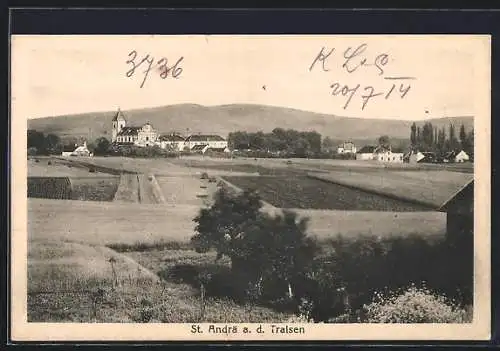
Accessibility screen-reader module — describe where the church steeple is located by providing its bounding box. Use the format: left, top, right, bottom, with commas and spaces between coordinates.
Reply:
112, 107, 127, 142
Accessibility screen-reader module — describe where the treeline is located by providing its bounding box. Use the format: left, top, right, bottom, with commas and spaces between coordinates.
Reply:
228, 128, 322, 158
410, 122, 474, 159
27, 130, 112, 156
27, 130, 64, 155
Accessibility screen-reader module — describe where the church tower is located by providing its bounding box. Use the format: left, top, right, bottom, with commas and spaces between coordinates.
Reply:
111, 108, 126, 143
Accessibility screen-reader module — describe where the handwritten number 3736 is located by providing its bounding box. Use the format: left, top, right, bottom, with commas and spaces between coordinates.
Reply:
126, 50, 184, 88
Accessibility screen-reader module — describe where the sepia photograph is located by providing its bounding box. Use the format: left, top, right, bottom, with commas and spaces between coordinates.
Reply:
10, 34, 490, 341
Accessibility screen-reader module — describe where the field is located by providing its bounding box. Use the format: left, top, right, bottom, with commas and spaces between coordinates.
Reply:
28, 157, 113, 177
27, 155, 470, 322
222, 175, 434, 211
28, 240, 291, 323
309, 170, 473, 209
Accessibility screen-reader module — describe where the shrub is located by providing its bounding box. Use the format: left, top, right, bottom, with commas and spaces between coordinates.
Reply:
88, 166, 96, 173
28, 147, 38, 156
362, 285, 469, 323
47, 161, 52, 165
200, 172, 209, 180
320, 234, 473, 317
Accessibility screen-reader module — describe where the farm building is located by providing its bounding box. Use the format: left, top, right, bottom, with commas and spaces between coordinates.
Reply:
356, 146, 376, 160
61, 141, 92, 157
404, 150, 425, 164
444, 150, 470, 163
184, 134, 229, 151
438, 179, 474, 242
337, 141, 357, 154
373, 146, 404, 163
111, 109, 159, 147
159, 134, 186, 151
357, 145, 403, 163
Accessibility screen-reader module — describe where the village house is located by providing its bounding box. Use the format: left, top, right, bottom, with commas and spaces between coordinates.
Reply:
159, 133, 185, 151
404, 150, 437, 164
444, 150, 470, 163
111, 109, 159, 147
356, 146, 376, 160
183, 134, 229, 153
337, 141, 357, 154
373, 146, 404, 163
61, 141, 92, 157
356, 145, 403, 163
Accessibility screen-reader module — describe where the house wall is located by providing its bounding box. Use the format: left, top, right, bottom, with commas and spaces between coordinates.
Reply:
444, 181, 474, 242
186, 140, 228, 150
117, 135, 138, 144
356, 153, 374, 160
375, 152, 404, 163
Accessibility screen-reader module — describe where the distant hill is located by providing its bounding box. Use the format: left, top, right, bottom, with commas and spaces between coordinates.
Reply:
27, 104, 474, 145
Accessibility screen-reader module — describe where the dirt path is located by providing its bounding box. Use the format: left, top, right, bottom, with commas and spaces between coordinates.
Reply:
113, 174, 140, 203
137, 174, 162, 204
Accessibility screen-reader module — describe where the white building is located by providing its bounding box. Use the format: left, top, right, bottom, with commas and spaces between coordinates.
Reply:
337, 141, 357, 154
446, 150, 470, 163
356, 145, 403, 163
454, 150, 470, 163
374, 148, 404, 163
183, 134, 229, 152
159, 134, 185, 151
356, 146, 376, 160
61, 141, 92, 157
111, 109, 159, 147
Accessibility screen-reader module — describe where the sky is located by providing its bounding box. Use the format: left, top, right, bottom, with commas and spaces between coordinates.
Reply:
11, 35, 490, 120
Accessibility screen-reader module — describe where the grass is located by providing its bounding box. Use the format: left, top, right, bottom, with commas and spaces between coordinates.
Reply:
28, 198, 201, 245
107, 240, 193, 253
28, 240, 160, 293
28, 240, 292, 323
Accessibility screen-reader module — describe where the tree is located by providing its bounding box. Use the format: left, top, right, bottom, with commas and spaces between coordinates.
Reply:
410, 123, 417, 146
449, 123, 458, 151
45, 133, 62, 154
459, 124, 467, 150
378, 135, 390, 149
94, 137, 111, 155
322, 137, 336, 153
27, 130, 47, 155
191, 187, 318, 301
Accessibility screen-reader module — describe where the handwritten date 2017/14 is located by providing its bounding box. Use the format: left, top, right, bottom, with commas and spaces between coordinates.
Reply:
126, 50, 184, 88
331, 80, 411, 111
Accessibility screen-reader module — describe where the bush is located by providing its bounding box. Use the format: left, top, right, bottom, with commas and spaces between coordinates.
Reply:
200, 172, 209, 180
88, 166, 96, 173
321, 234, 473, 316
362, 285, 469, 323
28, 147, 38, 156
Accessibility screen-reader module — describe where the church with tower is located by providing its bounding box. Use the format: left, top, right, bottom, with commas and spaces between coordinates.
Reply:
111, 108, 159, 147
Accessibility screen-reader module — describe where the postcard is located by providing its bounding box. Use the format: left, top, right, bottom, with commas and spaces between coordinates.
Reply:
10, 34, 491, 341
